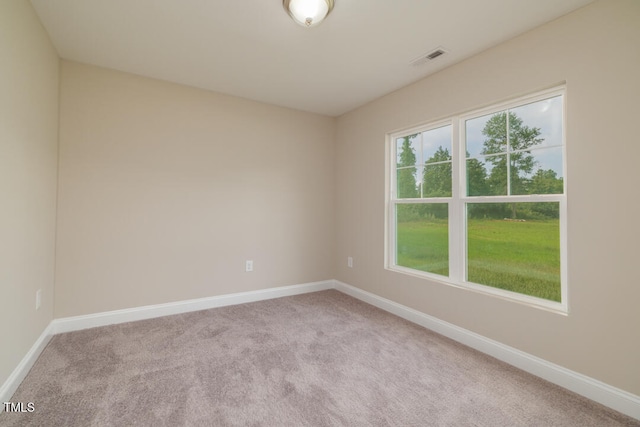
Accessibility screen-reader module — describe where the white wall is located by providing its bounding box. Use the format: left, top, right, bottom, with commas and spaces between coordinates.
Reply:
335, 0, 640, 396
0, 0, 59, 387
55, 61, 336, 317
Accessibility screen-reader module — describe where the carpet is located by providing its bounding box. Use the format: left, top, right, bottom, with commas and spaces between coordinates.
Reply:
1, 290, 637, 426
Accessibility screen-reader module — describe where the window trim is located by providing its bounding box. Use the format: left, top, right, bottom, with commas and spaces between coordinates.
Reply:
385, 86, 568, 314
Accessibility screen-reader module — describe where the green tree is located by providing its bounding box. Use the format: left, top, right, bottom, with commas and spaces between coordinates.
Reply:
466, 154, 496, 219
421, 146, 451, 219
422, 147, 451, 197
529, 169, 563, 219
397, 135, 418, 199
481, 111, 543, 218
466, 155, 489, 197
530, 169, 563, 195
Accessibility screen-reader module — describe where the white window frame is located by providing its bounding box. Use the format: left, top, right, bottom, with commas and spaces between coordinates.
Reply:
385, 86, 568, 314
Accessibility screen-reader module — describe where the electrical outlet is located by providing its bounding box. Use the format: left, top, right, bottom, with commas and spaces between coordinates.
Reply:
36, 289, 42, 310
347, 257, 353, 268
245, 260, 253, 272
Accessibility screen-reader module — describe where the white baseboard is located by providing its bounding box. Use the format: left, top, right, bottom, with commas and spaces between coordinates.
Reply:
0, 323, 54, 408
332, 280, 640, 421
51, 280, 334, 334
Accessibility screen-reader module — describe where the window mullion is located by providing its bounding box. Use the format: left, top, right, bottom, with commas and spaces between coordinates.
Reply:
506, 110, 511, 196
419, 131, 424, 198
388, 200, 397, 268
461, 194, 563, 203
449, 117, 463, 283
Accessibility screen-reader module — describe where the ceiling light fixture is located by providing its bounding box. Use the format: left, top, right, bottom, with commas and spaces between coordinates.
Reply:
283, 0, 335, 28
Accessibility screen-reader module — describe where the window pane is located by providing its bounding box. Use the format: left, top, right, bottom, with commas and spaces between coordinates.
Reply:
396, 134, 420, 168
465, 113, 495, 158
513, 146, 564, 195
397, 166, 420, 198
467, 108, 554, 154
467, 203, 560, 302
467, 155, 507, 196
422, 125, 452, 164
468, 148, 564, 196
422, 163, 452, 197
396, 204, 448, 276
510, 96, 563, 150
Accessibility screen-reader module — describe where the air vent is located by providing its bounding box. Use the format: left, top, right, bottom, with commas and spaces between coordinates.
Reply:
426, 49, 445, 60
410, 47, 448, 67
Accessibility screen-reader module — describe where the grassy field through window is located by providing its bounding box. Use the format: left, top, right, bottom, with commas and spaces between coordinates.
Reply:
397, 218, 449, 276
397, 217, 560, 301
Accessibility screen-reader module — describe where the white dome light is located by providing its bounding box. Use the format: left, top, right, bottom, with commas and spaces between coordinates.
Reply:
283, 0, 335, 27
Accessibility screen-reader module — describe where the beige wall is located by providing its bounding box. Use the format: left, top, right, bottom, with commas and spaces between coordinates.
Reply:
335, 0, 640, 395
55, 61, 336, 317
4, 0, 639, 405
0, 1, 59, 387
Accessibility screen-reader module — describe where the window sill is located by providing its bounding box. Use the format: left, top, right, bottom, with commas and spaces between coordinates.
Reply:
386, 265, 569, 316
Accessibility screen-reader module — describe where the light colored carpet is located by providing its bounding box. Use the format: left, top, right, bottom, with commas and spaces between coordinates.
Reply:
1, 290, 637, 426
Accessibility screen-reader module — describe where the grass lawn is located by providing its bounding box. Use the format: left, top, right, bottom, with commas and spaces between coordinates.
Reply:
397, 218, 561, 301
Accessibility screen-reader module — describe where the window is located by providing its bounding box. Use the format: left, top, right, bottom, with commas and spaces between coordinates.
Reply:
387, 87, 567, 312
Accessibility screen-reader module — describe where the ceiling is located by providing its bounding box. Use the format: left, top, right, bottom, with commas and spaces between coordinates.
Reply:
30, 0, 594, 117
